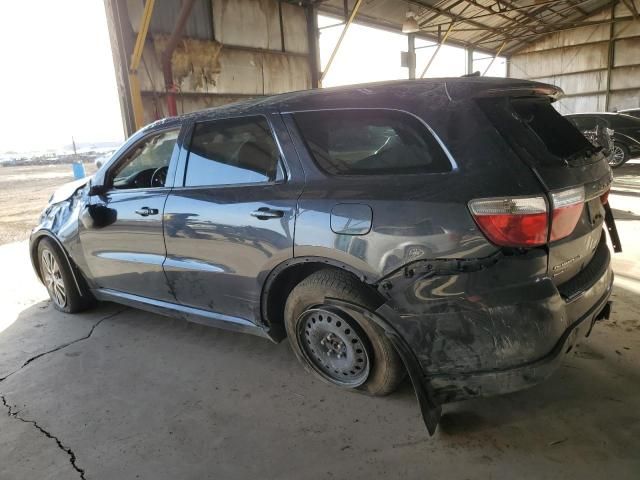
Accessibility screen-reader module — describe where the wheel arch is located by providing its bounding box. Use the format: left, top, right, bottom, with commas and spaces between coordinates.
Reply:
260, 256, 385, 342
30, 230, 84, 296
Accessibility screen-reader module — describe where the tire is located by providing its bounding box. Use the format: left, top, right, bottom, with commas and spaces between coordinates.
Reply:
284, 269, 405, 396
610, 142, 629, 168
37, 238, 94, 313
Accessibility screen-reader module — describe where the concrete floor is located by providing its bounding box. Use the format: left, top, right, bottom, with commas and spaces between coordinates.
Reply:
1, 164, 640, 479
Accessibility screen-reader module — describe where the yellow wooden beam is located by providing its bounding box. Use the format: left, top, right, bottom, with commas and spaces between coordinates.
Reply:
130, 0, 155, 131
319, 0, 363, 85
419, 22, 455, 78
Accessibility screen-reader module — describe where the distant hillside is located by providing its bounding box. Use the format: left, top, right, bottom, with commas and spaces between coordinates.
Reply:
62, 140, 121, 151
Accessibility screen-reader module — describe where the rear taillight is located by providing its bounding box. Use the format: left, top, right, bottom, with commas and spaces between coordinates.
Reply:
469, 196, 548, 247
600, 188, 610, 204
550, 186, 584, 242
469, 186, 585, 247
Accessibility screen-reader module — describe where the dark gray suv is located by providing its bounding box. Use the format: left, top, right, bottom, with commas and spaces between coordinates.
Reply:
31, 78, 617, 434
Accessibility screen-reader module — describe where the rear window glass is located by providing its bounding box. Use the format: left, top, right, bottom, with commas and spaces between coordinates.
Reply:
478, 97, 593, 163
293, 110, 452, 175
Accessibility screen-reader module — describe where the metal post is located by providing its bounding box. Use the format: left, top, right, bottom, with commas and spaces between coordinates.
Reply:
306, 4, 320, 89
278, 1, 286, 52
605, 3, 615, 111
408, 33, 416, 79
482, 41, 506, 76
320, 0, 363, 84
108, 0, 136, 137
466, 47, 473, 75
129, 0, 155, 130
161, 0, 196, 117
420, 22, 455, 78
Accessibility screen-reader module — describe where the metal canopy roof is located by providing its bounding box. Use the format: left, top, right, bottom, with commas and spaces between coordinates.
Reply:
316, 0, 633, 55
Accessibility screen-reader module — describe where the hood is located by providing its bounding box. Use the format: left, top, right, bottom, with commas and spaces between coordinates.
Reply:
49, 176, 91, 205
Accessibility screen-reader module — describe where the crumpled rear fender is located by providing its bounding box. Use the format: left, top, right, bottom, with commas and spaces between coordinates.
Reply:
322, 297, 442, 436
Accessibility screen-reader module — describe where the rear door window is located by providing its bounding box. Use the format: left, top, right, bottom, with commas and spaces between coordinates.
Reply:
293, 109, 452, 175
185, 116, 282, 187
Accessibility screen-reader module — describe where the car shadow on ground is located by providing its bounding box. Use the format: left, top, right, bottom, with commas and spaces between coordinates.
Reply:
3, 297, 639, 438
1, 297, 639, 479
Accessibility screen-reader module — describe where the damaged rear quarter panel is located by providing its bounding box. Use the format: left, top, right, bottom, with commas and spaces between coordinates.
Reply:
377, 249, 568, 375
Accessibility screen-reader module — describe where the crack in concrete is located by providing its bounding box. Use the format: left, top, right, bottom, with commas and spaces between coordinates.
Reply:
1, 394, 87, 479
0, 307, 127, 479
0, 308, 126, 383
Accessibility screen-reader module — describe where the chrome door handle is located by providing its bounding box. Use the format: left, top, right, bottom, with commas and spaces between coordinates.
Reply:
135, 207, 159, 217
250, 208, 285, 220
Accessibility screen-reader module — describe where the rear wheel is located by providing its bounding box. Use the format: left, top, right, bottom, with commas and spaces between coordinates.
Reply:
284, 269, 405, 396
610, 142, 629, 168
37, 238, 94, 313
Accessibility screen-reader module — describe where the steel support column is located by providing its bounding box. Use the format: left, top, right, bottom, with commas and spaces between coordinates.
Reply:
605, 3, 615, 111
320, 0, 363, 85
306, 4, 321, 89
482, 41, 506, 76
161, 0, 196, 118
420, 22, 455, 78
408, 33, 416, 79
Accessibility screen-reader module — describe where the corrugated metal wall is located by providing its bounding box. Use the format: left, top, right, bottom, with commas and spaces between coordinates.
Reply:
508, 1, 640, 114
114, 0, 311, 126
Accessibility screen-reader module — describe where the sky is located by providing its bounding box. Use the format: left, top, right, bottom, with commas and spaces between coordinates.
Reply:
0, 0, 124, 153
0, 4, 505, 154
318, 15, 506, 87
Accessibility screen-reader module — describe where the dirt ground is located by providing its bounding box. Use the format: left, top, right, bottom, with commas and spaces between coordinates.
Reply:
0, 163, 96, 245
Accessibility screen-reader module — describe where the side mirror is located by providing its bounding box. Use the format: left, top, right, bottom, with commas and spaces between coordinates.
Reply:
88, 181, 107, 196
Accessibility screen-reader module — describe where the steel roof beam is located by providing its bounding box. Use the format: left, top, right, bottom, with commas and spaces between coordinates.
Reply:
505, 0, 619, 54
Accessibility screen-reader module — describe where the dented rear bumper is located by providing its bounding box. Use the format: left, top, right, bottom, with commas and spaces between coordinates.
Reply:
429, 274, 612, 402
375, 232, 613, 416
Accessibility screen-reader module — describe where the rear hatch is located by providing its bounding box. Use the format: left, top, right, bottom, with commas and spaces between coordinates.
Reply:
475, 90, 612, 288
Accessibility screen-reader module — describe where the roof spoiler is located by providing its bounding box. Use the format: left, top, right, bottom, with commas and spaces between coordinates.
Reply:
475, 84, 564, 102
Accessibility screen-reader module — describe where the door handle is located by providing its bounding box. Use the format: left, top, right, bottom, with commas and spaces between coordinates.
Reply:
250, 208, 285, 220
135, 207, 159, 217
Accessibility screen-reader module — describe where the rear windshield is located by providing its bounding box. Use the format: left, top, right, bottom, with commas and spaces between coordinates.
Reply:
293, 109, 452, 175
478, 97, 593, 163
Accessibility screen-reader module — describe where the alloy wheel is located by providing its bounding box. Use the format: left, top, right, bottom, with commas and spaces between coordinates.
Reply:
41, 249, 67, 308
610, 145, 625, 167
297, 306, 370, 387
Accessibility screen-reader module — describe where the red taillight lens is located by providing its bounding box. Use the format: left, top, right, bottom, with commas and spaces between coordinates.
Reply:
469, 196, 548, 247
600, 189, 609, 204
470, 187, 586, 247
550, 187, 585, 242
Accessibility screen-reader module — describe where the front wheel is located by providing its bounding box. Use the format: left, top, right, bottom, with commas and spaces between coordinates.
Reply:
610, 142, 629, 168
37, 238, 94, 313
284, 269, 405, 396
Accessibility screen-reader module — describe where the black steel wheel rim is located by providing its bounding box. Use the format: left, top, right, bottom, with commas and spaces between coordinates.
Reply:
296, 306, 370, 387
